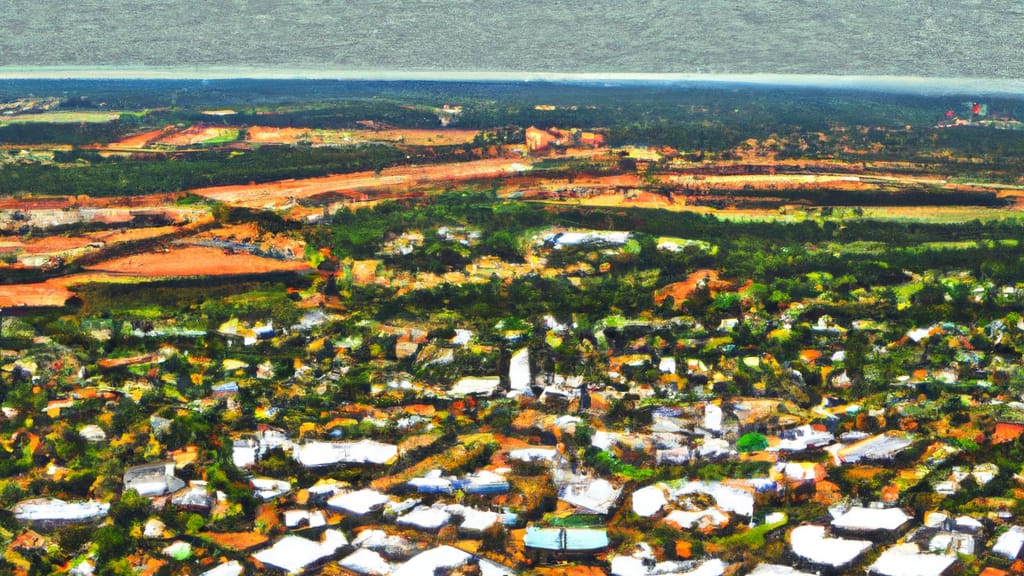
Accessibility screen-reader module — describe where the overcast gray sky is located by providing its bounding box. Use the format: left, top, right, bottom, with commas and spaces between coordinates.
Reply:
1, 0, 1021, 78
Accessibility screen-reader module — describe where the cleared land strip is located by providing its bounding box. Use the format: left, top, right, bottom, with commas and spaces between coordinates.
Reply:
188, 157, 542, 209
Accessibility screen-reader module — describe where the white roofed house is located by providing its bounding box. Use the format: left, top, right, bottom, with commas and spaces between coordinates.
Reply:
292, 439, 398, 468
508, 347, 532, 395
747, 564, 817, 576
327, 488, 393, 518
773, 424, 834, 452
557, 475, 622, 515
829, 505, 912, 542
170, 481, 215, 514
396, 504, 452, 532
789, 524, 871, 572
391, 544, 515, 576
992, 525, 1024, 560
11, 497, 110, 530
509, 446, 558, 463
450, 375, 502, 397
830, 431, 914, 465
251, 529, 349, 574
123, 461, 186, 497
867, 543, 958, 576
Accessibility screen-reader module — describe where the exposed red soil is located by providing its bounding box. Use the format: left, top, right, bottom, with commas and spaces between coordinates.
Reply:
653, 269, 720, 307
82, 246, 309, 277
0, 279, 76, 308
154, 125, 237, 147
189, 157, 537, 209
105, 128, 172, 150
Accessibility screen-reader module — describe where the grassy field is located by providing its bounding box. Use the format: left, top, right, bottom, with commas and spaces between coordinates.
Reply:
200, 128, 241, 145
0, 111, 122, 124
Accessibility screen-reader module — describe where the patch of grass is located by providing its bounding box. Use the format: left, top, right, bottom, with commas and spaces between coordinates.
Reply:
544, 513, 604, 527
0, 111, 122, 124
201, 129, 241, 145
712, 513, 787, 549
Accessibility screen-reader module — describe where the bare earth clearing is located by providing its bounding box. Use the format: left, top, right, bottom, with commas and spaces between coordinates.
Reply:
82, 246, 309, 277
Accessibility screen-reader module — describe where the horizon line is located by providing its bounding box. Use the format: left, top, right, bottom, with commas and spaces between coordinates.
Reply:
1, 67, 1023, 95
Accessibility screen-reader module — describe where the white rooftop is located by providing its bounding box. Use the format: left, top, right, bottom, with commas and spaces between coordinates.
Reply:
664, 508, 729, 530
790, 525, 871, 567
283, 509, 326, 529
338, 547, 391, 575
868, 543, 957, 576
12, 498, 110, 523
200, 560, 244, 576
748, 564, 816, 576
252, 530, 348, 574
328, 488, 391, 516
450, 376, 502, 397
293, 439, 398, 467
611, 556, 725, 576
397, 505, 451, 530
509, 447, 557, 462
831, 506, 911, 533
392, 545, 514, 576
548, 230, 630, 248
670, 480, 754, 518
509, 348, 531, 391
632, 485, 668, 517
659, 357, 677, 374
993, 525, 1024, 560
251, 477, 291, 500
559, 477, 622, 515
447, 504, 500, 532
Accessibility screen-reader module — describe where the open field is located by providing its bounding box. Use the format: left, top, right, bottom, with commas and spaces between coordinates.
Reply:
529, 193, 1024, 224
654, 269, 721, 307
245, 126, 480, 146
104, 127, 173, 149
189, 156, 538, 209
346, 128, 480, 145
0, 278, 76, 308
0, 241, 308, 308
153, 125, 240, 147
82, 245, 309, 277
0, 111, 122, 124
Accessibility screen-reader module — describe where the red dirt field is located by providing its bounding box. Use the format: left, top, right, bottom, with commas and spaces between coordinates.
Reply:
349, 128, 480, 145
653, 269, 721, 308
244, 126, 480, 146
187, 223, 307, 258
82, 246, 309, 277
189, 157, 539, 209
154, 125, 238, 147
244, 126, 309, 144
0, 279, 76, 308
13, 236, 92, 255
105, 128, 172, 150
8, 226, 189, 257
0, 197, 76, 210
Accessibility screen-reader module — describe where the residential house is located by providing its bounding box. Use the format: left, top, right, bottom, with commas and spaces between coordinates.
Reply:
867, 543, 958, 576
523, 526, 610, 559
992, 526, 1024, 560
830, 505, 912, 541
123, 461, 186, 497
11, 497, 109, 530
789, 524, 871, 573
391, 545, 514, 576
251, 530, 348, 574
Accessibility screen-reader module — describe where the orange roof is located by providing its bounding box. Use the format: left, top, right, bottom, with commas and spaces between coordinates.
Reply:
992, 422, 1024, 445
799, 350, 822, 364
402, 404, 436, 417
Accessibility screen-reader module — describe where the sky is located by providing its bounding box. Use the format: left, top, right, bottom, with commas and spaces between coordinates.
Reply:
1, 0, 1021, 81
